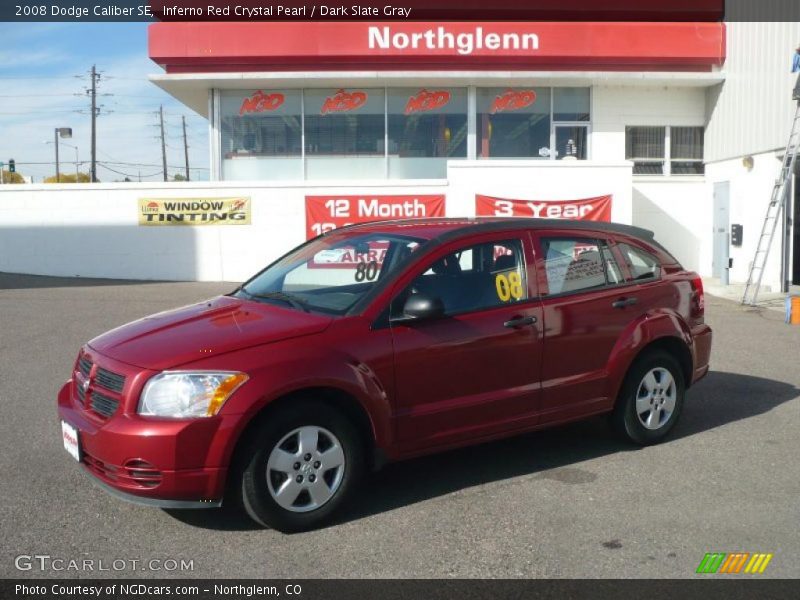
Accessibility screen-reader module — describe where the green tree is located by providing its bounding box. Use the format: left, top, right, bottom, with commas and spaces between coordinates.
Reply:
43, 172, 91, 183
0, 170, 24, 184
172, 173, 187, 182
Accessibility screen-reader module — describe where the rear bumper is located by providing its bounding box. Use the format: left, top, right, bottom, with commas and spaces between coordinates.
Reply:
57, 381, 232, 506
690, 323, 713, 384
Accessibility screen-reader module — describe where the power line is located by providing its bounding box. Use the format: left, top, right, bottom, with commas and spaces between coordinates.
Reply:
12, 160, 208, 171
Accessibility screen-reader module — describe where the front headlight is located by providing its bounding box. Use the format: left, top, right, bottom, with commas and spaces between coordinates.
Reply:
138, 371, 249, 418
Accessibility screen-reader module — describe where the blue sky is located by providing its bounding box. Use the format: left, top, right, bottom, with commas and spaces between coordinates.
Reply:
0, 23, 209, 182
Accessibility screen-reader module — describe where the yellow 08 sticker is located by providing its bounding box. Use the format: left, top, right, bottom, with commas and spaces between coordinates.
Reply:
495, 272, 523, 302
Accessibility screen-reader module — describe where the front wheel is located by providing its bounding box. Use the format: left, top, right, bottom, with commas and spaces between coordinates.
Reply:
239, 402, 364, 532
612, 351, 685, 445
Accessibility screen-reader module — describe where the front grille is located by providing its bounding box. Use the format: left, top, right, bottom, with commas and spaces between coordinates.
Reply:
76, 382, 86, 405
89, 391, 119, 418
78, 356, 92, 376
95, 368, 126, 393
83, 453, 162, 489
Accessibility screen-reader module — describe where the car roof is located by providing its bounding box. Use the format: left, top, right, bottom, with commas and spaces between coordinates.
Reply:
335, 217, 658, 245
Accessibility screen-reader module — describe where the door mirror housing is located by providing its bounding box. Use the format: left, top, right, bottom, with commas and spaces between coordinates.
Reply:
394, 293, 445, 322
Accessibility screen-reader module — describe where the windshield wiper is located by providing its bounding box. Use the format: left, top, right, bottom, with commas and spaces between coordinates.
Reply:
242, 289, 311, 313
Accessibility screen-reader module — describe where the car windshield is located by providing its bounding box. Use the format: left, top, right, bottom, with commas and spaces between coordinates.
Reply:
235, 231, 427, 314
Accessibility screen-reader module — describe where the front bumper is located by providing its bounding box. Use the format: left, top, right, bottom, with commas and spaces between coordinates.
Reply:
58, 380, 232, 507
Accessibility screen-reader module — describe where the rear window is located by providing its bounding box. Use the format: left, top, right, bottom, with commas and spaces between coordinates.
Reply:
617, 243, 661, 281
540, 238, 622, 295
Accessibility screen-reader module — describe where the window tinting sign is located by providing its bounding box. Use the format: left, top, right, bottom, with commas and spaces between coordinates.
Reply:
138, 197, 251, 226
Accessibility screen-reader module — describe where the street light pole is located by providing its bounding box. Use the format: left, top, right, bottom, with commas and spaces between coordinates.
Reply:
53, 127, 73, 183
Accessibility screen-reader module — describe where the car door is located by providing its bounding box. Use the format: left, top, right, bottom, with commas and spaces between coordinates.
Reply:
532, 230, 637, 423
389, 232, 544, 453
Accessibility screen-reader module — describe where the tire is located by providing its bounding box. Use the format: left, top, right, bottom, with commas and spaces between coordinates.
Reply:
612, 350, 685, 445
238, 401, 365, 532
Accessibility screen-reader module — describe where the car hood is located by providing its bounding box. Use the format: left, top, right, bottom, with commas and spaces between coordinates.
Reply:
88, 295, 333, 370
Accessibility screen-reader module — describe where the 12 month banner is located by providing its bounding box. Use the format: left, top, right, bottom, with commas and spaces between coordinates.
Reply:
475, 194, 612, 222
305, 194, 445, 239
138, 197, 251, 226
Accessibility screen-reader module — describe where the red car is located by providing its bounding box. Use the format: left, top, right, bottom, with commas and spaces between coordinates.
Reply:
58, 218, 711, 532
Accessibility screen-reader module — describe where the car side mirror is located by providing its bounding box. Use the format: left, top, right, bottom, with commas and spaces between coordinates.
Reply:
394, 293, 445, 322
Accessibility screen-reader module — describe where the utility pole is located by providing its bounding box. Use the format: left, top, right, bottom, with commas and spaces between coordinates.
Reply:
54, 128, 60, 183
159, 105, 168, 182
89, 65, 100, 183
182, 115, 190, 181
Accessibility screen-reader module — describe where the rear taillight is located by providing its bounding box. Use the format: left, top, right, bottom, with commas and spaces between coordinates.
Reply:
690, 275, 705, 317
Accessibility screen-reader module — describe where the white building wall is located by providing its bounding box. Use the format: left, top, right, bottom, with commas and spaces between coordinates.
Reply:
704, 150, 787, 292
631, 179, 711, 276
593, 85, 708, 160
0, 161, 633, 282
705, 21, 800, 163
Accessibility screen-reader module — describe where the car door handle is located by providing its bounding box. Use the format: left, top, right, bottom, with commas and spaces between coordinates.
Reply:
504, 316, 537, 328
612, 297, 638, 309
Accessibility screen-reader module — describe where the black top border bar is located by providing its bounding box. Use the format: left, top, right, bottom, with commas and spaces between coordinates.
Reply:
3, 0, 800, 22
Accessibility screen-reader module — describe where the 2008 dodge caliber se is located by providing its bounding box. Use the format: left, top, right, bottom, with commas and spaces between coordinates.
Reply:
58, 218, 712, 532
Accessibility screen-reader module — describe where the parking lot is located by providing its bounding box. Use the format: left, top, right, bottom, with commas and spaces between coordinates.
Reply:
1, 271, 798, 579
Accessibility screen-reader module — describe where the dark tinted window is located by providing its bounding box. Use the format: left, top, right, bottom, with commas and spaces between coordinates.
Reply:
540, 238, 621, 295
398, 239, 527, 316
618, 243, 661, 280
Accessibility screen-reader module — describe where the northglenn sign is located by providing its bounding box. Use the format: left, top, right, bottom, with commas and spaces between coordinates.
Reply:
150, 22, 725, 72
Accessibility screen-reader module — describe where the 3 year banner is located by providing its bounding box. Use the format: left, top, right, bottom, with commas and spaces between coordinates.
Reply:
305, 194, 445, 239
475, 194, 612, 222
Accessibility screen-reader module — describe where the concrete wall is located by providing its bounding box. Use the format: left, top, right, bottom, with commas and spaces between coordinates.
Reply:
0, 161, 633, 282
631, 179, 711, 276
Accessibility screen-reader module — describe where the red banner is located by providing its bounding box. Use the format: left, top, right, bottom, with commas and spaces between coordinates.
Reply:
306, 194, 445, 239
475, 194, 612, 222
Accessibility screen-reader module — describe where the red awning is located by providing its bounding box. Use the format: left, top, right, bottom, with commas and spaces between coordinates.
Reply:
149, 21, 726, 73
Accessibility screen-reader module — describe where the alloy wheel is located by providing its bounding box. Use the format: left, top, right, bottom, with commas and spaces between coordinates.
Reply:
265, 425, 346, 513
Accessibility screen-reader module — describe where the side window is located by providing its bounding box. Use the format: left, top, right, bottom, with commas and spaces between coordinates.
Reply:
603, 245, 624, 285
401, 239, 528, 315
618, 243, 661, 281
540, 237, 620, 295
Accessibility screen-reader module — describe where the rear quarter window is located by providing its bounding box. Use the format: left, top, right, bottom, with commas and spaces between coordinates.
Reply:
618, 243, 661, 281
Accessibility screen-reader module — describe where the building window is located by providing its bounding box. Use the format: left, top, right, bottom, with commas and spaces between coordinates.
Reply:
216, 86, 596, 181
670, 127, 704, 175
477, 87, 590, 160
387, 88, 467, 179
477, 87, 551, 159
553, 88, 590, 122
626, 126, 704, 175
304, 88, 386, 180
625, 126, 666, 174
220, 90, 302, 180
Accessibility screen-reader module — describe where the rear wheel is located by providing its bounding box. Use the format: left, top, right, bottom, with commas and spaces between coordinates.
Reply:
239, 402, 364, 532
612, 351, 685, 445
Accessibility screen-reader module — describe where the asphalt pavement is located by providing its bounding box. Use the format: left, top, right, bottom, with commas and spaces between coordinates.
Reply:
1, 272, 798, 579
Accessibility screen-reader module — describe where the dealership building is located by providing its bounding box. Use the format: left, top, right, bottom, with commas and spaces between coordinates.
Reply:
2, 8, 799, 289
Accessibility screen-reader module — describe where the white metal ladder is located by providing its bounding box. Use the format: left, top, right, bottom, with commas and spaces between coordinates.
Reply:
741, 89, 800, 305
